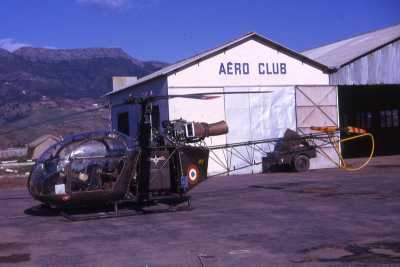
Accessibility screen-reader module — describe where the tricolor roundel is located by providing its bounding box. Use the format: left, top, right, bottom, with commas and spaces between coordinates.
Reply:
187, 164, 200, 184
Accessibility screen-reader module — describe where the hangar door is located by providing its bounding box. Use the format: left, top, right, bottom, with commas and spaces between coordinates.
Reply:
224, 86, 296, 174
170, 86, 297, 175
295, 85, 339, 169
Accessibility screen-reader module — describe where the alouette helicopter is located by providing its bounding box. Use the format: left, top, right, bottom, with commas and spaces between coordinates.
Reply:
27, 93, 231, 219
27, 92, 375, 220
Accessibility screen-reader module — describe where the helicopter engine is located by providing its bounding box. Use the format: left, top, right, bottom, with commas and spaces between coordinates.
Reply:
162, 119, 228, 144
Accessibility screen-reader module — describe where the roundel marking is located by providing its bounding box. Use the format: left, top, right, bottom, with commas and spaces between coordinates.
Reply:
187, 164, 200, 184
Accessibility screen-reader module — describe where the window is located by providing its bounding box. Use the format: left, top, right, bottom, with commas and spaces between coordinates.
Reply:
117, 112, 130, 136
379, 110, 399, 128
393, 109, 399, 127
386, 110, 393, 128
69, 141, 107, 159
366, 112, 372, 129
380, 111, 386, 128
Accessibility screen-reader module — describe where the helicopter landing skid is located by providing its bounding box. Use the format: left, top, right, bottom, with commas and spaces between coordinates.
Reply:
60, 195, 192, 222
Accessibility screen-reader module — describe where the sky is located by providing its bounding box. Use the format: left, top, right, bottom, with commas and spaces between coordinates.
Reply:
0, 0, 399, 63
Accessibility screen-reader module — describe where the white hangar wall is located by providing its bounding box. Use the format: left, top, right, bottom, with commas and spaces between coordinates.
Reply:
167, 39, 336, 174
168, 39, 329, 87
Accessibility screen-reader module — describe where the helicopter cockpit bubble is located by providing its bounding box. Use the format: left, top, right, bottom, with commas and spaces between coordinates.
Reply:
28, 131, 132, 206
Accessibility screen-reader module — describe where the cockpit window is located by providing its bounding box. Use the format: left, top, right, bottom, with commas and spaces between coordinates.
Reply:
28, 132, 131, 198
68, 140, 107, 159
105, 139, 127, 156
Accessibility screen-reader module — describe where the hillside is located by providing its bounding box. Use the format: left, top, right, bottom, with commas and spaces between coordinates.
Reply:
0, 47, 167, 148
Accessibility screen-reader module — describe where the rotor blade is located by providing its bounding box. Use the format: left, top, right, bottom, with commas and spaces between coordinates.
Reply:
115, 90, 273, 106
170, 94, 221, 100
169, 90, 272, 98
155, 90, 273, 101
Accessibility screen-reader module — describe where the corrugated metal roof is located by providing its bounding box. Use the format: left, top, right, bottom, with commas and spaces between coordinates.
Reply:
107, 32, 331, 96
302, 23, 400, 69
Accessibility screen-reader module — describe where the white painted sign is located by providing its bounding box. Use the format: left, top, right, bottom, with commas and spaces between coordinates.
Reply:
218, 62, 287, 76
168, 39, 329, 87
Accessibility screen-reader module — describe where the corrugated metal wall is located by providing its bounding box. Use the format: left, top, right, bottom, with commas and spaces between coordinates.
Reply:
330, 39, 400, 85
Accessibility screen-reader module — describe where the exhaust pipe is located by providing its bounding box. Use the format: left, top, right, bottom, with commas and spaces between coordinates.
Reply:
193, 121, 229, 138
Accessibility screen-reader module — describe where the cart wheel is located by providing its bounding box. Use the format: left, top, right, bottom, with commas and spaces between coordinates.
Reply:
293, 155, 310, 172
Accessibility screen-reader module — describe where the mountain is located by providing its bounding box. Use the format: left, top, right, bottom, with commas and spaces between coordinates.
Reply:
13, 47, 137, 62
0, 47, 166, 102
0, 48, 13, 58
0, 47, 168, 149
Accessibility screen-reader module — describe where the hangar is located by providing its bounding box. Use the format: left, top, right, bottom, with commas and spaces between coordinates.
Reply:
107, 32, 340, 174
303, 23, 400, 157
107, 23, 399, 174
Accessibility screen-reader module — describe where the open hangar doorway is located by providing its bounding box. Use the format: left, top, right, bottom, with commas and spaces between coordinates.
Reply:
339, 85, 400, 157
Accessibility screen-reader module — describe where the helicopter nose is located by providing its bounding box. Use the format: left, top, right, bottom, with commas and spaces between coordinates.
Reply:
28, 162, 72, 205
28, 163, 46, 198
28, 162, 59, 199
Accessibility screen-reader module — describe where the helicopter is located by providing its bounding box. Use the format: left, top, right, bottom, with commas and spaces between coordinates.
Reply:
27, 92, 374, 219
27, 94, 231, 218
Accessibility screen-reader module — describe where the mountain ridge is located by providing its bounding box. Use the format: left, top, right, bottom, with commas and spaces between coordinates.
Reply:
0, 46, 168, 148
13, 47, 141, 64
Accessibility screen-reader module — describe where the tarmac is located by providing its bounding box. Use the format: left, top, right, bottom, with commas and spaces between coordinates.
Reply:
1, 156, 400, 266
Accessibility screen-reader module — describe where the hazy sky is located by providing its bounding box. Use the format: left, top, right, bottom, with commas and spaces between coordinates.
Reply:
1, 0, 399, 62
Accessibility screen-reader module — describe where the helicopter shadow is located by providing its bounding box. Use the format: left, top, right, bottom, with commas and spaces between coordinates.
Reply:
24, 203, 127, 220
24, 204, 61, 217
24, 201, 193, 221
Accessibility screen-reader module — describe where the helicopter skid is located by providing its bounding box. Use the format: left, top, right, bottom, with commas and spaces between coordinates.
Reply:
60, 195, 192, 221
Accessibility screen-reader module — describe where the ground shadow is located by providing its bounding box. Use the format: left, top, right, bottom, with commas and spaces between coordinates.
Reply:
24, 204, 60, 217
